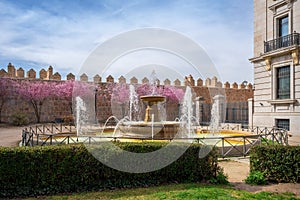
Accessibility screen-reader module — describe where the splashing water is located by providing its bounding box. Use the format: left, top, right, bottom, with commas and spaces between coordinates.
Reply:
75, 96, 87, 136
180, 86, 193, 137
196, 99, 200, 124
209, 95, 225, 134
129, 85, 139, 121
101, 116, 120, 135
112, 116, 130, 137
209, 101, 219, 134
150, 70, 159, 95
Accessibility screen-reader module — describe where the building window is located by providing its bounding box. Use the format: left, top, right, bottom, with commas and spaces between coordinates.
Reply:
277, 66, 290, 99
278, 16, 289, 37
277, 15, 289, 48
276, 119, 290, 131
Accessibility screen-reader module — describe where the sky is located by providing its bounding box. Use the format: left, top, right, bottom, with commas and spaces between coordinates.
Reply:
0, 0, 253, 84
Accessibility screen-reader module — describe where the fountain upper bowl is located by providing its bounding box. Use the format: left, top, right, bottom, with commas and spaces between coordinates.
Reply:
140, 95, 165, 103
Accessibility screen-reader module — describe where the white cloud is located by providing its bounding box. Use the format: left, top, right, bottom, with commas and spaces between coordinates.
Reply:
0, 0, 253, 83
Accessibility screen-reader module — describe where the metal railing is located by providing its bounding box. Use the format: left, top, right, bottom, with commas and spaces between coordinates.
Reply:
21, 123, 289, 157
221, 124, 289, 145
264, 32, 300, 53
22, 123, 76, 147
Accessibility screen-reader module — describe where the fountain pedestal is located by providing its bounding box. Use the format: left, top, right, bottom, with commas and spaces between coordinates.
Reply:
144, 105, 152, 122
140, 95, 165, 122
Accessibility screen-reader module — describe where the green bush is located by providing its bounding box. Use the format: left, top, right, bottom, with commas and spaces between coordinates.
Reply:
245, 171, 266, 185
11, 112, 28, 126
0, 143, 220, 198
250, 145, 300, 183
209, 169, 229, 185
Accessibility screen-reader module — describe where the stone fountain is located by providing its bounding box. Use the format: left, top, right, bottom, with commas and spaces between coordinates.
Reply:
70, 77, 256, 157
114, 71, 184, 139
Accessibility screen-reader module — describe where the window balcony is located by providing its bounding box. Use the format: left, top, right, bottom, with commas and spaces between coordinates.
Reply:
264, 32, 300, 53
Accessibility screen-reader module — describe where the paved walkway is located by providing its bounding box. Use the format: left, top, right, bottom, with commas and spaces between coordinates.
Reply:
0, 124, 24, 147
289, 135, 300, 146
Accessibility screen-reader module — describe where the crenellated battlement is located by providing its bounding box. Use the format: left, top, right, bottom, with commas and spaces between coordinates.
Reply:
0, 63, 253, 90
0, 63, 75, 81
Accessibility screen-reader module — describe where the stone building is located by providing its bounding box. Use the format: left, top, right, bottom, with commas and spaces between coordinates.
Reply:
249, 0, 300, 135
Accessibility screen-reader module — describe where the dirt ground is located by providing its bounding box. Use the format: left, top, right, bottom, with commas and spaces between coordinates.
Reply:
0, 124, 300, 197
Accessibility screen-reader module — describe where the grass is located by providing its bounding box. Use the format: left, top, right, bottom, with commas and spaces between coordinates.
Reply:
261, 138, 281, 145
26, 183, 299, 200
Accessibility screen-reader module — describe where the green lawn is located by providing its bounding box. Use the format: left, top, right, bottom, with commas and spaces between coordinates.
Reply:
27, 183, 298, 200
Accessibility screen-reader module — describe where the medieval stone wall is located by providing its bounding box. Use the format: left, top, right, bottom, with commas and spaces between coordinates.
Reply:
0, 64, 253, 124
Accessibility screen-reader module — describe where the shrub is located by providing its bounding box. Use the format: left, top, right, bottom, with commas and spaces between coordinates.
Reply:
63, 115, 74, 124
245, 171, 266, 185
11, 112, 28, 126
209, 169, 229, 185
250, 145, 300, 183
0, 143, 220, 198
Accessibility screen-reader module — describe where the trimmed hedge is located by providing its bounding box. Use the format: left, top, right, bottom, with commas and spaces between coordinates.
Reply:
0, 143, 219, 198
250, 145, 300, 183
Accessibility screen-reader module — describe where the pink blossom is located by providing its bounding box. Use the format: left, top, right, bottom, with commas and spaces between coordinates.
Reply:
55, 80, 74, 99
111, 84, 129, 104
137, 84, 184, 103
15, 80, 58, 123
0, 78, 17, 122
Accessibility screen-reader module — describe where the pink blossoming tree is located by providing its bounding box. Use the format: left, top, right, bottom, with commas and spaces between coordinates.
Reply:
108, 83, 130, 118
137, 84, 184, 103
55, 80, 75, 114
15, 80, 58, 123
109, 83, 184, 118
0, 78, 16, 122
111, 83, 130, 105
110, 83, 184, 105
55, 80, 96, 122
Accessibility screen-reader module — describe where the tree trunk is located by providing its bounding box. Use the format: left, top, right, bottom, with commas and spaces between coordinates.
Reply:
0, 102, 3, 123
69, 101, 73, 115
0, 98, 6, 123
31, 100, 43, 123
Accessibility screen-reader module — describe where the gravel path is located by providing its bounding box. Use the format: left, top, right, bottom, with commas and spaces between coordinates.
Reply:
220, 159, 300, 197
0, 124, 24, 147
219, 158, 250, 182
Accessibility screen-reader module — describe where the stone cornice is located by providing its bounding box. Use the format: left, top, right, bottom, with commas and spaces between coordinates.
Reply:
269, 0, 294, 14
249, 45, 299, 64
267, 99, 297, 105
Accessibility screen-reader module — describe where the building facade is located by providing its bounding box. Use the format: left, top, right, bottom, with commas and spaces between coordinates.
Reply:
250, 0, 300, 135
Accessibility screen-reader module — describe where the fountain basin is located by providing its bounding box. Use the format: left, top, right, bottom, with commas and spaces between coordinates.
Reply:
39, 129, 255, 147
117, 121, 180, 139
37, 127, 257, 157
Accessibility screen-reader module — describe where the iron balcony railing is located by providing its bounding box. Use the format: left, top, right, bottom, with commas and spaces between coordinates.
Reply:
264, 32, 300, 53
